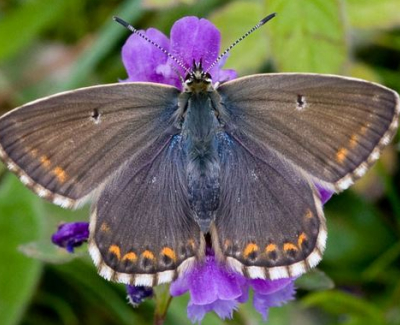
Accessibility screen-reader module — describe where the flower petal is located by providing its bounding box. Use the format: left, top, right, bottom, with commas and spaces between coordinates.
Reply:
121, 16, 236, 89
170, 252, 248, 323
122, 28, 180, 86
170, 271, 190, 296
215, 54, 237, 83
126, 285, 153, 306
169, 17, 220, 73
171, 254, 245, 305
316, 185, 334, 204
250, 277, 294, 295
187, 299, 238, 323
217, 68, 237, 84
187, 303, 209, 324
51, 222, 89, 253
253, 280, 296, 320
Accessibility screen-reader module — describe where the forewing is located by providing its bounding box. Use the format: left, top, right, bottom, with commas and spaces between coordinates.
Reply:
218, 73, 400, 191
0, 83, 180, 207
89, 135, 202, 286
212, 133, 325, 280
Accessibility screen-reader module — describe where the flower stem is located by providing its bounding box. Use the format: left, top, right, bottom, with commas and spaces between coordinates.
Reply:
153, 284, 173, 325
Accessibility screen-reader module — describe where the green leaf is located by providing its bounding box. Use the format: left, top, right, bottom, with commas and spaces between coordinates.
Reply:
54, 258, 146, 324
269, 303, 321, 325
165, 293, 192, 325
296, 269, 335, 291
0, 0, 69, 62
210, 1, 269, 74
266, 0, 348, 73
347, 0, 400, 30
362, 241, 400, 281
142, 0, 196, 9
33, 292, 79, 325
323, 192, 394, 266
302, 290, 386, 324
59, 0, 144, 91
0, 175, 45, 325
348, 62, 383, 83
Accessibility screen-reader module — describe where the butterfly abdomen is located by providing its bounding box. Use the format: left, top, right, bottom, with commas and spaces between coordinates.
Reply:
182, 92, 221, 232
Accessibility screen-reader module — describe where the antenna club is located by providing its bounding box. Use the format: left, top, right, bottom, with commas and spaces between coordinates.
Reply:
205, 12, 276, 73
260, 13, 277, 25
113, 16, 130, 29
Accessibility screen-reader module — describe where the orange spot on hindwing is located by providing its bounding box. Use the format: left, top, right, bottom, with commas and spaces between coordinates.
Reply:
142, 250, 155, 260
283, 242, 298, 252
298, 233, 308, 247
109, 245, 121, 260
161, 247, 177, 262
243, 243, 259, 258
122, 252, 137, 262
266, 243, 277, 253
265, 243, 278, 261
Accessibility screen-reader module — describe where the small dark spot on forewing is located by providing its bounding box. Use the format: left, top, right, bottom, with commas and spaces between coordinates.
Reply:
296, 94, 306, 110
91, 108, 101, 124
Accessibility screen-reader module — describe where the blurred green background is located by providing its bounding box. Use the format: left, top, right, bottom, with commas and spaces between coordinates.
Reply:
0, 0, 399, 324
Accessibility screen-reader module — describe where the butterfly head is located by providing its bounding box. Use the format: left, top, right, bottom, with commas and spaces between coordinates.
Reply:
183, 59, 213, 94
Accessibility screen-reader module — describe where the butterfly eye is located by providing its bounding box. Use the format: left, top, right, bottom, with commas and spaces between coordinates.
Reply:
185, 75, 194, 85
202, 72, 212, 84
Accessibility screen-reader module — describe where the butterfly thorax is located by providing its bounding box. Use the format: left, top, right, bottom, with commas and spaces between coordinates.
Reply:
180, 64, 222, 233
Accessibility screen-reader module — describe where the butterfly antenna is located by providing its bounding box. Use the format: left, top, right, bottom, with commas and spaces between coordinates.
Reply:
113, 16, 191, 75
205, 13, 276, 73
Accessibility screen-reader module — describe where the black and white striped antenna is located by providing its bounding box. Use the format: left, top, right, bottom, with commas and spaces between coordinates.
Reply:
205, 13, 276, 73
113, 16, 191, 75
114, 14, 276, 76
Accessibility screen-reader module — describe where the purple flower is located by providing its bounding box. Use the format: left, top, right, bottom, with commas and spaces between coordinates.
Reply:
126, 285, 153, 307
50, 222, 154, 309
121, 16, 237, 89
250, 278, 296, 320
317, 185, 334, 204
170, 250, 295, 323
51, 222, 89, 253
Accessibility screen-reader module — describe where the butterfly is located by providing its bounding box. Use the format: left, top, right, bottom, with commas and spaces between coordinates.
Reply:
0, 14, 398, 287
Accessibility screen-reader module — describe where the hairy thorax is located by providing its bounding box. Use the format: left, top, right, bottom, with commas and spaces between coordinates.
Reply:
179, 88, 223, 232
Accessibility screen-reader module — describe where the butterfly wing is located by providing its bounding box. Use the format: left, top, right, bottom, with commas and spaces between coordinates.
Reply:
89, 135, 202, 286
212, 133, 325, 280
218, 73, 400, 191
0, 83, 180, 208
